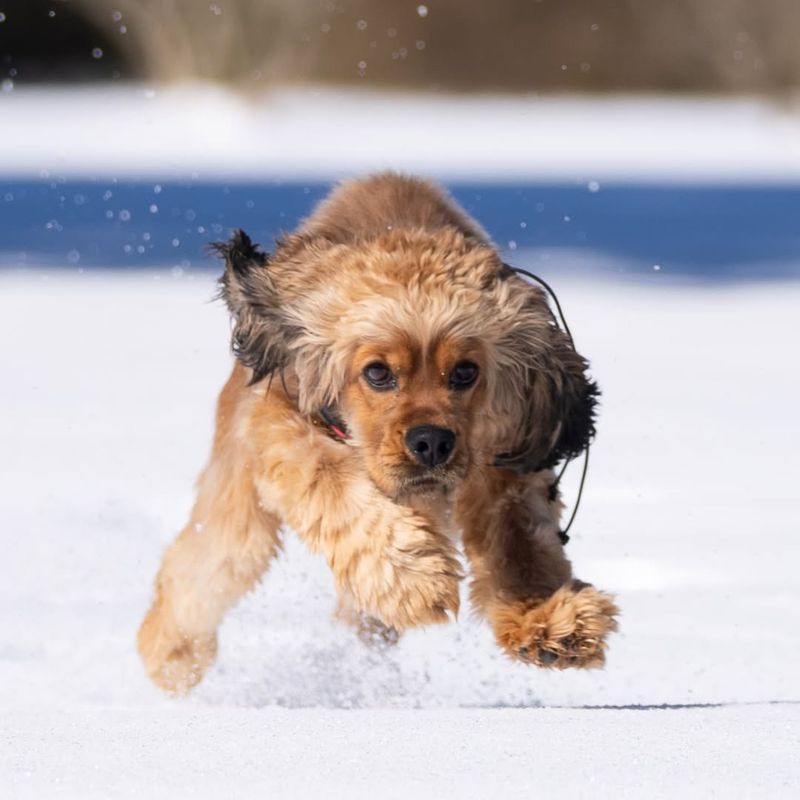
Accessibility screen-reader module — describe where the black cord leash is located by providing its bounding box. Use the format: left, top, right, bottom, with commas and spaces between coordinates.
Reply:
505, 263, 592, 545
507, 265, 575, 347
556, 448, 589, 544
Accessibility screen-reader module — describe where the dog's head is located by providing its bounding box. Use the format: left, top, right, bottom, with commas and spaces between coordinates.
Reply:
216, 228, 597, 498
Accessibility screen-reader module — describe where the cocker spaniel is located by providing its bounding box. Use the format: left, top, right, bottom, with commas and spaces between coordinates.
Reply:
138, 173, 619, 692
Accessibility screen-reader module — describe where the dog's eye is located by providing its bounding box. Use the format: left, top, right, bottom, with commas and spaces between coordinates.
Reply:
363, 362, 395, 390
449, 361, 479, 390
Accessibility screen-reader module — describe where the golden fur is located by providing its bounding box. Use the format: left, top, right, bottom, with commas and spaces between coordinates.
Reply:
138, 173, 619, 693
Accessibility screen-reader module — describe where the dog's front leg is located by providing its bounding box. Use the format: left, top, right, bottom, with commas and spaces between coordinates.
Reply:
251, 399, 462, 632
457, 466, 618, 669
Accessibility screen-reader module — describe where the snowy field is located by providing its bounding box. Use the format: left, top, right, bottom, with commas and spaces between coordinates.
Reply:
4, 85, 800, 183
1, 267, 798, 798
2, 86, 800, 797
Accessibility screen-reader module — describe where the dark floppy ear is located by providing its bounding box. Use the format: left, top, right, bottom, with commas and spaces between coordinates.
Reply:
494, 318, 599, 474
212, 229, 292, 384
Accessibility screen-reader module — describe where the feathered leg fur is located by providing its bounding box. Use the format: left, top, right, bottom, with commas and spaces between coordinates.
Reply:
457, 466, 618, 668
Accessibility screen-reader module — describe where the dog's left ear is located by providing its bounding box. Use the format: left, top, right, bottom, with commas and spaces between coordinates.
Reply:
494, 293, 599, 474
213, 229, 295, 384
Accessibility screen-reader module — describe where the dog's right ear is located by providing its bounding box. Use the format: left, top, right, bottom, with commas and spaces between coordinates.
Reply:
212, 229, 292, 384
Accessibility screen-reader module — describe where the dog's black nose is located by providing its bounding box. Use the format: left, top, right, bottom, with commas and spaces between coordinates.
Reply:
405, 425, 456, 468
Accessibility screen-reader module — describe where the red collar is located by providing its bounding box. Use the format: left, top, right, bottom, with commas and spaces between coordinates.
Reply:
318, 405, 350, 442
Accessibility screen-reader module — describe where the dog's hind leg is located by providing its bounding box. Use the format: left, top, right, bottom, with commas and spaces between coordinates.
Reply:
138, 368, 283, 693
137, 462, 282, 693
457, 466, 618, 669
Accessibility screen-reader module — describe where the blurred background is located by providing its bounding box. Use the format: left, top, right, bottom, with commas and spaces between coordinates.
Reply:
5, 0, 800, 92
2, 5, 800, 791
2, 0, 800, 276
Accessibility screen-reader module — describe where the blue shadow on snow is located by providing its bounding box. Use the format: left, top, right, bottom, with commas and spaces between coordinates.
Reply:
1, 179, 799, 281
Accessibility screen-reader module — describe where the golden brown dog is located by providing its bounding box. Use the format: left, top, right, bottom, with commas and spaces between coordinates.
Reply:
138, 173, 619, 692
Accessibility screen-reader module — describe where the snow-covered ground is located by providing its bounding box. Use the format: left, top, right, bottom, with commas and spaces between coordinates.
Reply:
4, 85, 800, 183
1, 267, 798, 798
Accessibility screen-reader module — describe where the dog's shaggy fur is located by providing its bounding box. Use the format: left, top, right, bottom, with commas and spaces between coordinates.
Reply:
138, 173, 619, 692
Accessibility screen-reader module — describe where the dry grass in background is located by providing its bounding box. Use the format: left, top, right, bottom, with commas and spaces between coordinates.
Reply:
71, 0, 800, 93
2, 0, 799, 93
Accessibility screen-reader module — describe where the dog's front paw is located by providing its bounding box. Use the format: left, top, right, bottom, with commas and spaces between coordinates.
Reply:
345, 513, 462, 630
137, 601, 218, 693
492, 583, 619, 669
392, 552, 462, 629
385, 514, 463, 628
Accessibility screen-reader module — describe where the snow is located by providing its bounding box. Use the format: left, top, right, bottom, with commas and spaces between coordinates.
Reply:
4, 85, 800, 183
1, 268, 798, 797
5, 707, 798, 799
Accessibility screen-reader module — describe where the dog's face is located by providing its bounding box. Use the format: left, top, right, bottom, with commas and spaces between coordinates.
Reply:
218, 228, 598, 498
339, 333, 486, 497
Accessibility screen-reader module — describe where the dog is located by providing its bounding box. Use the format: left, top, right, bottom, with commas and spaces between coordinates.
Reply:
137, 173, 619, 692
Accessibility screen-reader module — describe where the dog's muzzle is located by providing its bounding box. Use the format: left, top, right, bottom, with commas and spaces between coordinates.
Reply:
405, 425, 456, 468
